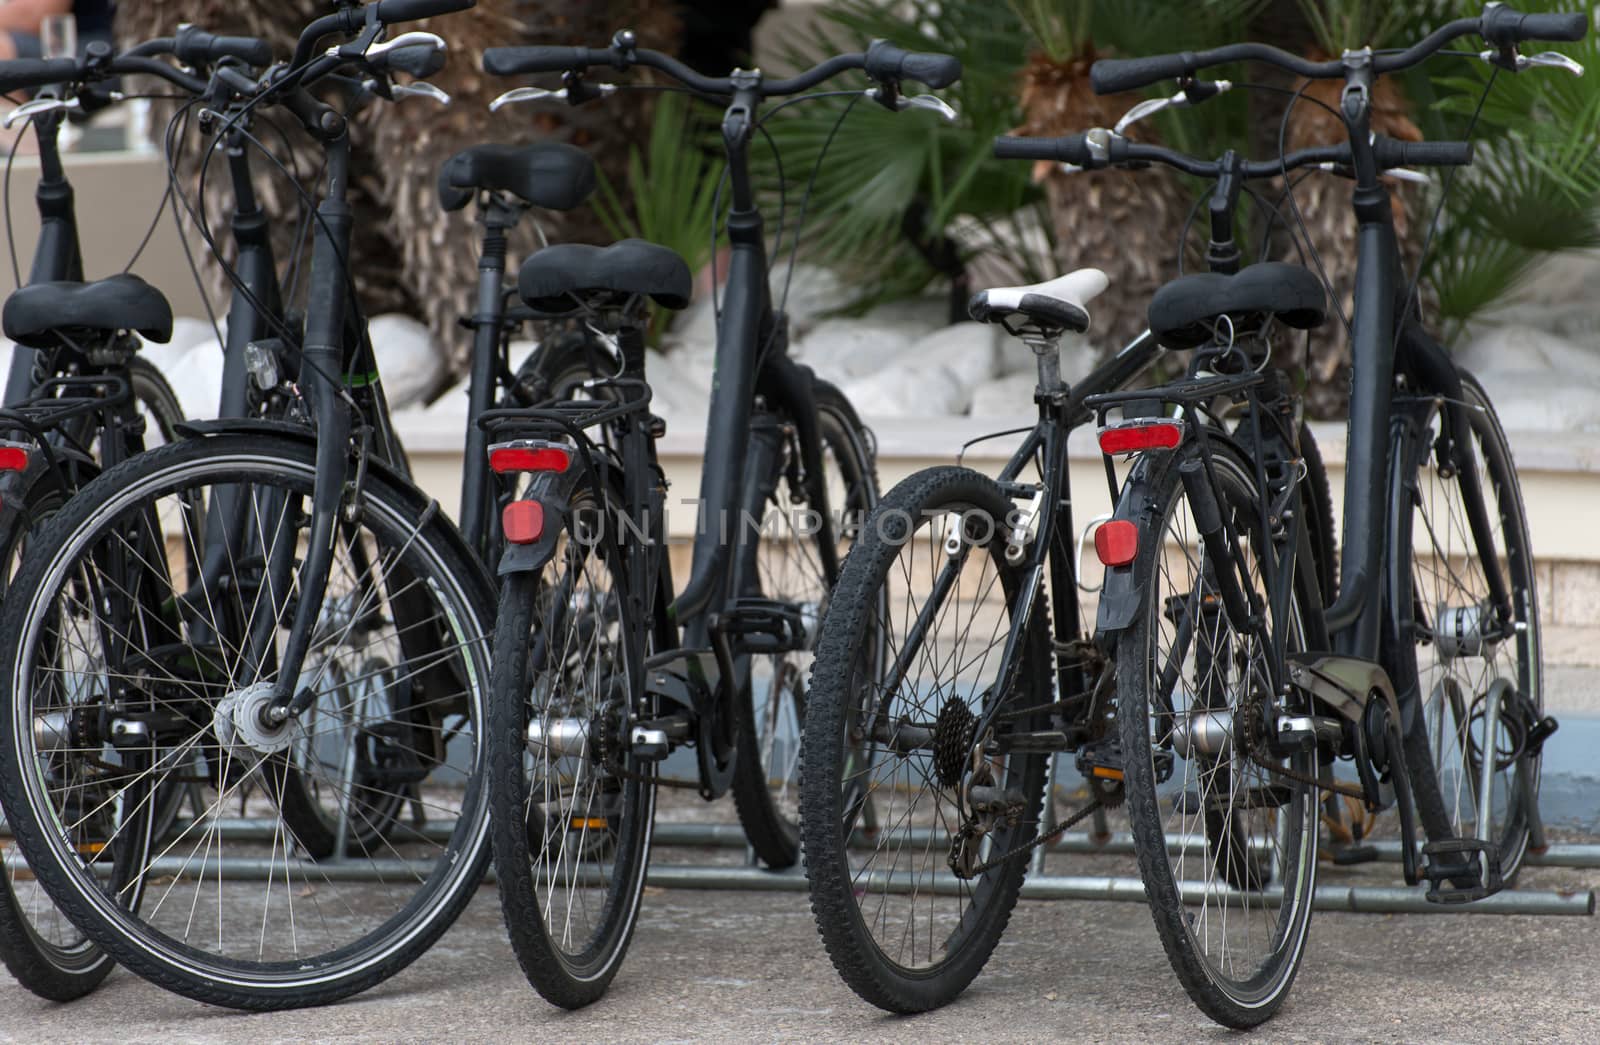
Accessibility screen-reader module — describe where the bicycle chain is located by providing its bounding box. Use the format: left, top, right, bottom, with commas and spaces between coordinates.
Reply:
950, 793, 1105, 879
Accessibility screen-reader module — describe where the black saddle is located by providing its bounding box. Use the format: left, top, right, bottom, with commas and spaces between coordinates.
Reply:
1147, 263, 1326, 350
437, 142, 596, 213
518, 239, 692, 314
3, 274, 173, 349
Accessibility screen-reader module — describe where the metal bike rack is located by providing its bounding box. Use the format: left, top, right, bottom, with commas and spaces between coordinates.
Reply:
9, 817, 1594, 917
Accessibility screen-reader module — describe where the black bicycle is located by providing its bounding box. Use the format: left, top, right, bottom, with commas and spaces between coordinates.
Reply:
798, 1, 1578, 1029
473, 32, 960, 1006
0, 41, 244, 1000
0, 0, 548, 1011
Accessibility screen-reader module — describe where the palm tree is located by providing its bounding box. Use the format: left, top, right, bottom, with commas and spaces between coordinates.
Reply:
118, 0, 682, 369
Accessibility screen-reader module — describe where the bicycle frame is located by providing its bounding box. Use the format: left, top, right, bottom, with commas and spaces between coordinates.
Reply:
3, 110, 83, 406
671, 80, 843, 637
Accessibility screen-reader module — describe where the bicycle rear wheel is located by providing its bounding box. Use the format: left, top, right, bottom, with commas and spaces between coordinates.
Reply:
1115, 439, 1318, 1029
488, 474, 654, 1008
732, 381, 876, 869
0, 433, 494, 1009
1390, 370, 1541, 880
802, 465, 1049, 1013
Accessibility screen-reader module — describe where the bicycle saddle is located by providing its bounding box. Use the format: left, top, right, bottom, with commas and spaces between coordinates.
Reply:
968, 268, 1109, 335
1148, 262, 1326, 350
517, 239, 692, 313
3, 274, 173, 348
437, 142, 596, 213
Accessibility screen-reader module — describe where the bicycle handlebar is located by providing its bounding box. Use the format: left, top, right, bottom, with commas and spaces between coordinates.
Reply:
993, 131, 1472, 178
484, 34, 960, 96
1090, 3, 1586, 94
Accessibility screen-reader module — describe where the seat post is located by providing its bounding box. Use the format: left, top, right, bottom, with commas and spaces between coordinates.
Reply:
1027, 333, 1065, 398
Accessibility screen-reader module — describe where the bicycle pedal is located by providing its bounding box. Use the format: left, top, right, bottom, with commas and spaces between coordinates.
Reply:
1329, 842, 1379, 866
1421, 838, 1504, 904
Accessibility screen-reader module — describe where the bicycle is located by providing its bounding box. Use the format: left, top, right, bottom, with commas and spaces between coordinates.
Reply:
802, 1, 1581, 1026
473, 32, 959, 1006
801, 2, 1578, 1029
0, 0, 566, 1010
795, 132, 1353, 1011
0, 39, 242, 1000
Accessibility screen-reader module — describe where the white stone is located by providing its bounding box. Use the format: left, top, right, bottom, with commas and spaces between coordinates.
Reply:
792, 317, 916, 385
969, 373, 1038, 419
644, 347, 710, 425
164, 337, 227, 420
858, 296, 948, 340
842, 364, 966, 419
1469, 369, 1600, 432
1457, 325, 1600, 383
767, 262, 845, 337
662, 295, 717, 359
369, 313, 446, 409
907, 321, 999, 392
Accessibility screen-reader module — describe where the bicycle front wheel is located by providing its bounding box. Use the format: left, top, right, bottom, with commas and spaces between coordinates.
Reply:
0, 433, 494, 1010
1115, 439, 1319, 1029
1391, 369, 1542, 880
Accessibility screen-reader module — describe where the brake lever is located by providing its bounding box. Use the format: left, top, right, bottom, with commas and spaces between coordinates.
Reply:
862, 86, 959, 123
1479, 49, 1586, 76
3, 96, 83, 128
1114, 80, 1232, 135
897, 92, 958, 122
391, 82, 451, 106
489, 83, 616, 111
1312, 160, 1429, 184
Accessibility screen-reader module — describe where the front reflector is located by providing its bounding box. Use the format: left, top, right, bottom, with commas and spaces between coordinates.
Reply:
502, 500, 545, 544
489, 444, 571, 474
1097, 420, 1184, 454
0, 443, 29, 471
1095, 519, 1138, 566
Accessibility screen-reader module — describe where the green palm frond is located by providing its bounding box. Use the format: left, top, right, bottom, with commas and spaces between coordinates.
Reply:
592, 92, 721, 339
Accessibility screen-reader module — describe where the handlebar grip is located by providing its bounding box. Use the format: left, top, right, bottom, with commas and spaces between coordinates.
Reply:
372, 0, 476, 23
1090, 52, 1195, 95
483, 45, 594, 76
375, 42, 447, 78
0, 57, 79, 94
993, 134, 1091, 165
1376, 137, 1474, 168
863, 39, 961, 89
174, 29, 273, 67
1482, 6, 1589, 46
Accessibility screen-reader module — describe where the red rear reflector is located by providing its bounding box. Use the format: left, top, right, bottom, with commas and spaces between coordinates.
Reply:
0, 445, 28, 471
1095, 519, 1139, 566
489, 446, 571, 474
502, 500, 545, 544
1098, 421, 1183, 454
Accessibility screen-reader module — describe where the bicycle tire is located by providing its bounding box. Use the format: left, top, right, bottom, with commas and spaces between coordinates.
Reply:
1389, 369, 1541, 880
1115, 438, 1319, 1029
802, 465, 1050, 1013
488, 471, 655, 1008
0, 432, 495, 1010
731, 380, 877, 869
